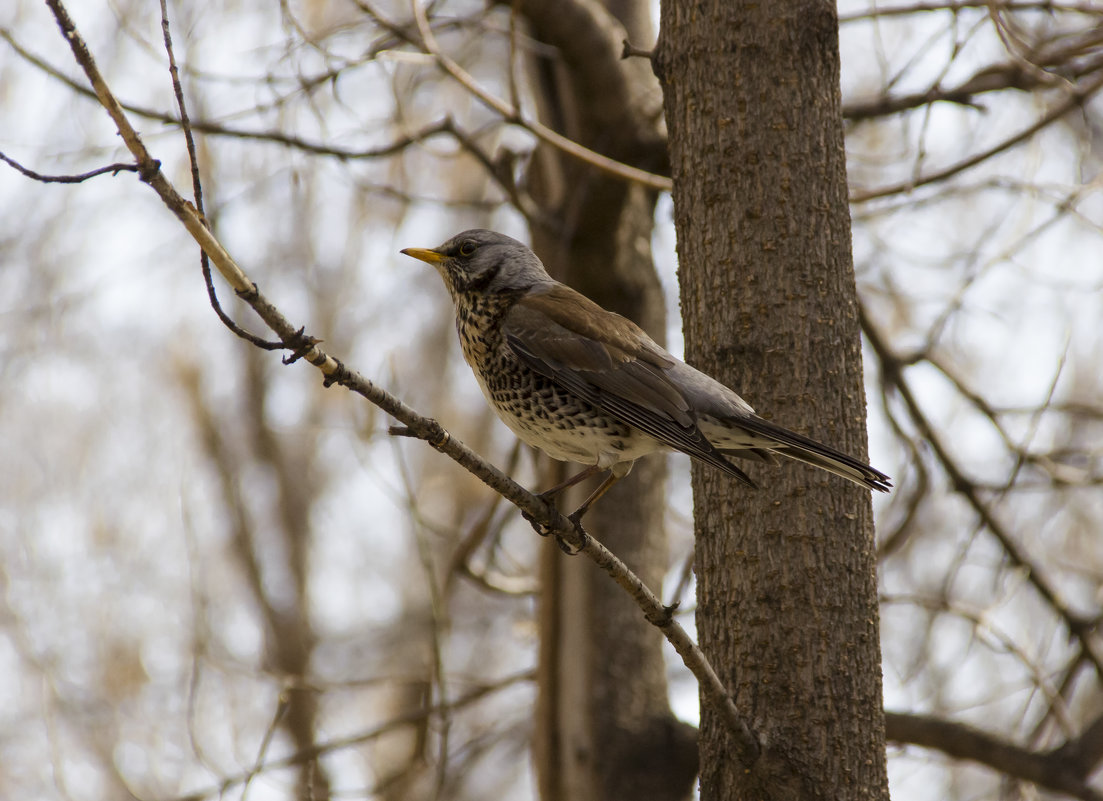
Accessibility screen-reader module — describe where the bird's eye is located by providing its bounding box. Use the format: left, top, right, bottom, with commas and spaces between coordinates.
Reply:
459, 240, 477, 257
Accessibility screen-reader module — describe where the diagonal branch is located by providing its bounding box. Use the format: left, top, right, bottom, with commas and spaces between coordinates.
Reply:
1, 26, 458, 161
851, 71, 1103, 202
40, 0, 758, 767
886, 711, 1103, 801
1053, 711, 1103, 779
403, 0, 672, 191
173, 670, 534, 801
839, 2, 1103, 23
861, 306, 1103, 683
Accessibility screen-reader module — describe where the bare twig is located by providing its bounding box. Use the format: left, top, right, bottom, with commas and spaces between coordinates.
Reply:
861, 305, 1103, 683
407, 0, 672, 191
0, 150, 141, 182
444, 442, 522, 597
158, 0, 281, 351
840, 1, 1103, 24
851, 71, 1103, 202
241, 693, 290, 801
886, 711, 1103, 801
621, 39, 653, 59
1, 27, 458, 161
170, 670, 534, 801
159, 1, 202, 212
391, 440, 453, 800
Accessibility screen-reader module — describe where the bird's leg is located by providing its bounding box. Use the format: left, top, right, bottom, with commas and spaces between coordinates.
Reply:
566, 473, 621, 526
521, 465, 604, 549
537, 464, 603, 503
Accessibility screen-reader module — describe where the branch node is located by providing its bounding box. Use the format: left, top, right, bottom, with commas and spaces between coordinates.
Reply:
621, 38, 653, 60
281, 327, 320, 365
322, 358, 349, 388
646, 602, 679, 628
387, 423, 451, 453
137, 158, 162, 183
235, 282, 260, 301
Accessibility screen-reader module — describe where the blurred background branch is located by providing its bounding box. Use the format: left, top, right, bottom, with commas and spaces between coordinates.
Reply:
1, 0, 1103, 799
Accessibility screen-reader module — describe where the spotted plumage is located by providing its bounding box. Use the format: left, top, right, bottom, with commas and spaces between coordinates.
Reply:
402, 229, 891, 518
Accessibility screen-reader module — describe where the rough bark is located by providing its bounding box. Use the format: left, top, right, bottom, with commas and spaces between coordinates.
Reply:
654, 2, 890, 799
521, 1, 696, 799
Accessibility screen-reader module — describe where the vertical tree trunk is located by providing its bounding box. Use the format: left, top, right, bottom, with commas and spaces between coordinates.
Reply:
520, 2, 696, 799
654, 2, 890, 799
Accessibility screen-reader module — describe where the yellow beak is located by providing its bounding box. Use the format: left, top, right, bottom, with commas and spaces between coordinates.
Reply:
400, 247, 445, 265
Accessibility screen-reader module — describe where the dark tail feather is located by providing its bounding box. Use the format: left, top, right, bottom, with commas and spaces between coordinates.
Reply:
719, 416, 892, 493
706, 451, 759, 489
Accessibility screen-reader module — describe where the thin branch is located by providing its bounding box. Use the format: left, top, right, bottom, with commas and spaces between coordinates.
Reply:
861, 305, 1103, 683
407, 0, 672, 191
845, 31, 1103, 121
159, 0, 202, 213
886, 711, 1103, 801
1053, 711, 1103, 780
241, 693, 290, 801
840, 1, 1103, 23
158, 0, 280, 350
1, 27, 457, 161
0, 150, 142, 182
578, 531, 759, 765
621, 39, 653, 59
171, 671, 534, 801
851, 71, 1103, 202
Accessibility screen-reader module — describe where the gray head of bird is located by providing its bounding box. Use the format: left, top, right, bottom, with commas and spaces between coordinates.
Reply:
401, 229, 553, 299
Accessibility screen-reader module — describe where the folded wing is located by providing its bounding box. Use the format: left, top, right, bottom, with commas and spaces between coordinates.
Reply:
504, 285, 757, 487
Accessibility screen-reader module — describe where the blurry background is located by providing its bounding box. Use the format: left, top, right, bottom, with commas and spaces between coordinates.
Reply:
1, 1, 1102, 799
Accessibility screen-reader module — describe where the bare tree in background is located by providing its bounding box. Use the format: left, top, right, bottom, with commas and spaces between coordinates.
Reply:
1, 1, 1103, 800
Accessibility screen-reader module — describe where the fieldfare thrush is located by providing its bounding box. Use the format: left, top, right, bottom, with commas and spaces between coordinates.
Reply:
402, 229, 891, 523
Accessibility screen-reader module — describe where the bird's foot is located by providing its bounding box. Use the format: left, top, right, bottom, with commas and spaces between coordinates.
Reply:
556, 511, 590, 555
521, 507, 553, 538
520, 502, 589, 555
554, 531, 587, 555
521, 494, 560, 537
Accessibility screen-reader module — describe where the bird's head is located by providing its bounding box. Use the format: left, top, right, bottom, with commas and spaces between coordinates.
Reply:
401, 229, 552, 299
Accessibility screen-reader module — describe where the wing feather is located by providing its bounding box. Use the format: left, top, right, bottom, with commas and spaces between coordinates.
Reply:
505, 287, 755, 487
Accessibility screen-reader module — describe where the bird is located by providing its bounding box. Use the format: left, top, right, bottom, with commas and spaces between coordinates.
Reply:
402, 229, 891, 523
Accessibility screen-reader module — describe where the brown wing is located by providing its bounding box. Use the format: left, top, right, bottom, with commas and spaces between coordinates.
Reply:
504, 285, 756, 486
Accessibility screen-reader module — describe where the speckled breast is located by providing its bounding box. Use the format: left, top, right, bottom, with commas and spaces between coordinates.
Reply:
453, 294, 653, 469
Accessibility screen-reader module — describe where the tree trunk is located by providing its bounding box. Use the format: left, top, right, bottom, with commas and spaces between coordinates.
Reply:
654, 2, 890, 799
520, 2, 696, 799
